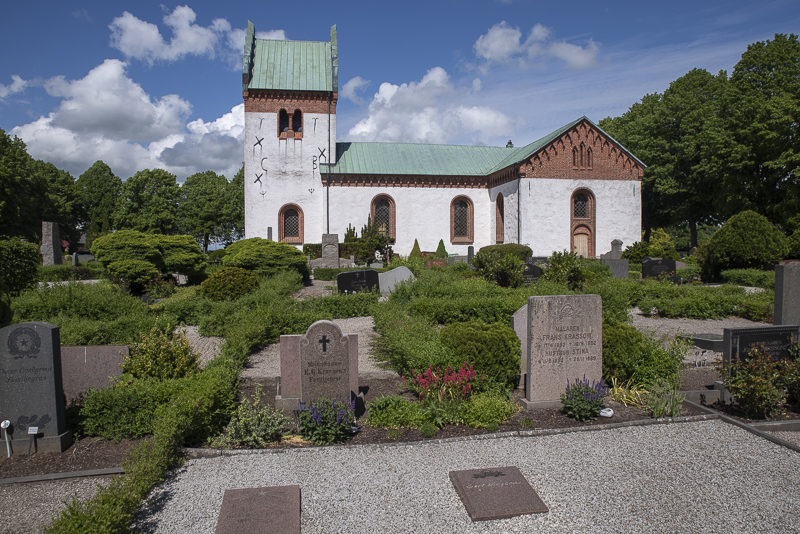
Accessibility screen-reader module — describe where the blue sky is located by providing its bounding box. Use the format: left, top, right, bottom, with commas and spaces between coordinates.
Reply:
1, 1, 798, 182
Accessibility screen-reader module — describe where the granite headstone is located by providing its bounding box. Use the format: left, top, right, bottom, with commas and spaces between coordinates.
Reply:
60, 345, 128, 403
523, 294, 602, 409
468, 246, 475, 264
40, 221, 62, 266
641, 258, 677, 280
337, 269, 379, 295
0, 322, 72, 453
449, 466, 548, 521
215, 485, 301, 534
775, 262, 800, 326
723, 325, 800, 366
378, 266, 415, 295
510, 304, 528, 388
321, 233, 339, 268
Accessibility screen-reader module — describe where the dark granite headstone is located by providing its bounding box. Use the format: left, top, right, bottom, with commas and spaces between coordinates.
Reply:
641, 258, 677, 280
336, 269, 379, 295
215, 485, 301, 534
723, 325, 800, 366
468, 246, 474, 263
775, 262, 800, 326
522, 263, 543, 284
0, 322, 72, 453
449, 466, 548, 521
60, 345, 128, 403
425, 259, 447, 268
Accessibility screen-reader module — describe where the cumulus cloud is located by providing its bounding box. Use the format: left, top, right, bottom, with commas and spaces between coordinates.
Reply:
346, 67, 518, 145
473, 21, 598, 70
11, 62, 244, 181
340, 76, 370, 104
0, 75, 29, 100
110, 6, 285, 68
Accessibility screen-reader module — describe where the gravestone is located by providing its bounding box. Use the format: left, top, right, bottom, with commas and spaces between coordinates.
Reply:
775, 262, 800, 326
321, 233, 339, 267
0, 322, 72, 453
275, 321, 357, 411
521, 263, 543, 285
60, 345, 128, 404
641, 258, 677, 280
468, 246, 475, 264
378, 266, 415, 295
40, 221, 62, 266
449, 466, 548, 521
601, 258, 629, 279
600, 239, 624, 260
723, 325, 800, 366
425, 259, 447, 268
337, 269, 379, 295
215, 485, 301, 534
523, 295, 602, 409
510, 304, 528, 388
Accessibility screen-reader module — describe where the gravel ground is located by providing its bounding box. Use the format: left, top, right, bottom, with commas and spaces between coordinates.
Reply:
0, 476, 114, 533
770, 431, 800, 448
131, 419, 800, 533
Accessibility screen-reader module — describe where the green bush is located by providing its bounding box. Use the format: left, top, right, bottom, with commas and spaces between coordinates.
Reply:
560, 377, 607, 421
439, 321, 521, 391
158, 234, 206, 277
477, 243, 532, 261
106, 259, 159, 286
297, 398, 356, 445
207, 248, 227, 262
201, 266, 259, 301
223, 238, 310, 280
677, 265, 702, 282
12, 282, 149, 322
367, 396, 427, 429
472, 251, 524, 288
0, 237, 40, 294
210, 387, 290, 448
38, 264, 103, 282
702, 211, 788, 280
297, 291, 379, 318
302, 243, 322, 259
0, 282, 11, 328
621, 241, 649, 264
541, 250, 584, 289
122, 326, 200, 381
409, 239, 422, 260
91, 230, 164, 269
434, 239, 448, 259
460, 392, 514, 428
602, 319, 687, 387
643, 379, 685, 418
720, 268, 775, 289
418, 422, 437, 437
150, 286, 213, 325
724, 346, 788, 418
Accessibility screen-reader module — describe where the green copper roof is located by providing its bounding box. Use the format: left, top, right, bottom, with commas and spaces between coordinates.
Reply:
248, 39, 333, 91
325, 116, 644, 176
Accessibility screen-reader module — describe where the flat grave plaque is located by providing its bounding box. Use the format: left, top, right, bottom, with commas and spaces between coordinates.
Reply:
215, 485, 300, 534
723, 325, 800, 366
449, 466, 548, 521
336, 269, 379, 295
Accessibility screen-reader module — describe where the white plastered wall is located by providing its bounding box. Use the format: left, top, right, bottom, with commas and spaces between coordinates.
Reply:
518, 178, 641, 257
489, 180, 521, 246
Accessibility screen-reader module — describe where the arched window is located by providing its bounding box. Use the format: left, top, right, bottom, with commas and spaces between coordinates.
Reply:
495, 193, 504, 244
580, 143, 586, 168
292, 109, 303, 133
586, 147, 593, 169
450, 196, 474, 243
570, 189, 595, 258
278, 109, 290, 137
279, 204, 304, 244
572, 147, 579, 168
370, 194, 396, 239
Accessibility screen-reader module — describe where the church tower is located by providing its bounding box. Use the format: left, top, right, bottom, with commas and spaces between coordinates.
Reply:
242, 22, 338, 245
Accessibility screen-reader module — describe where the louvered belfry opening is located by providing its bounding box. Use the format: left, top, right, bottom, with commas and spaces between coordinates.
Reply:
284, 209, 299, 237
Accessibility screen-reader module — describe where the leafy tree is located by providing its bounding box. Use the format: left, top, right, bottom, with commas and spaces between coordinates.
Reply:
178, 170, 229, 253
0, 129, 38, 241
114, 169, 181, 234
221, 166, 245, 246
32, 160, 80, 251
76, 161, 121, 248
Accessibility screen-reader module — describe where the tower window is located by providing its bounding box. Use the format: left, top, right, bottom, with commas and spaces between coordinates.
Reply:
278, 109, 289, 137
292, 109, 303, 132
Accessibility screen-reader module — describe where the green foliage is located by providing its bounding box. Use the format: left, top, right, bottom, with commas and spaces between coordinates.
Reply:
144, 276, 176, 300
114, 168, 181, 234
201, 266, 259, 301
478, 243, 533, 261
418, 422, 438, 437
297, 398, 356, 445
122, 326, 200, 381
210, 386, 290, 448
460, 392, 515, 428
76, 161, 121, 249
303, 243, 322, 259
178, 170, 230, 253
724, 346, 788, 418
37, 263, 105, 283
311, 266, 388, 281
402, 363, 484, 402
207, 248, 227, 262
367, 396, 427, 429
434, 239, 448, 259
223, 237, 310, 280
0, 236, 40, 294
472, 251, 524, 288
0, 282, 11, 328
560, 377, 607, 421
602, 319, 687, 387
439, 321, 521, 391
720, 269, 775, 289
297, 291, 379, 318
646, 228, 681, 260
643, 379, 685, 418
409, 239, 422, 260
12, 281, 148, 322
106, 260, 159, 286
702, 211, 788, 280
150, 286, 212, 325
541, 250, 584, 289
344, 224, 358, 243
91, 230, 164, 269
158, 234, 206, 276
621, 241, 649, 264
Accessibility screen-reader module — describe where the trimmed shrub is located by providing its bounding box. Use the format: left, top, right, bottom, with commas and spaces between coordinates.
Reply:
621, 241, 649, 264
223, 238, 310, 280
720, 268, 775, 289
0, 236, 40, 294
472, 251, 524, 288
601, 319, 686, 387
122, 326, 200, 381
439, 321, 521, 390
201, 266, 259, 301
207, 248, 227, 262
701, 210, 788, 280
302, 243, 322, 259
158, 234, 206, 277
460, 392, 515, 428
541, 250, 583, 289
409, 239, 422, 260
477, 243, 532, 261
106, 259, 159, 286
367, 396, 427, 429
91, 230, 164, 270
38, 264, 104, 282
434, 239, 448, 259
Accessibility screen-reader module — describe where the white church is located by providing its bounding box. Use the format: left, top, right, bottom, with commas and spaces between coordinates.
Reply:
242, 23, 643, 258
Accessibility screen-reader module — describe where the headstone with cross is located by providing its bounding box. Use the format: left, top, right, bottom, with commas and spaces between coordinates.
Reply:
275, 320, 358, 411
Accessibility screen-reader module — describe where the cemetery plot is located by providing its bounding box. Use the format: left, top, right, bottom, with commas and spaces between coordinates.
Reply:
336, 269, 379, 295
449, 466, 548, 521
215, 485, 301, 534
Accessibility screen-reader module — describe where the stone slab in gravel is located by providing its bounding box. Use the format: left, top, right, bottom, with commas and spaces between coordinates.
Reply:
132, 420, 800, 533
215, 485, 301, 534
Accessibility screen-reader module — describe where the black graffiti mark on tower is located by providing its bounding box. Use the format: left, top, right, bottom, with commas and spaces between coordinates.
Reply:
261, 157, 268, 171
313, 156, 318, 170
259, 118, 264, 129
318, 147, 326, 161
260, 191, 267, 198
254, 136, 264, 149
254, 173, 263, 185
313, 117, 318, 132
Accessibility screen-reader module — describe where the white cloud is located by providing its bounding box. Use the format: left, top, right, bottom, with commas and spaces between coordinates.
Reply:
0, 75, 29, 99
11, 62, 244, 181
345, 67, 518, 145
340, 76, 370, 104
109, 6, 285, 68
473, 22, 599, 70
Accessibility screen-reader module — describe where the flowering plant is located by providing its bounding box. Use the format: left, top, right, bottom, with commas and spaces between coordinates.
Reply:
296, 398, 356, 445
560, 376, 608, 421
402, 362, 484, 402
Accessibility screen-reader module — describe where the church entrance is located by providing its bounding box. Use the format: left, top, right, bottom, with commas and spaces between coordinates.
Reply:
574, 233, 589, 258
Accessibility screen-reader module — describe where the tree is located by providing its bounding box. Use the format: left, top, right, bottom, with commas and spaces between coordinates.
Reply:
0, 129, 39, 241
33, 159, 80, 250
217, 166, 244, 247
723, 34, 800, 227
114, 169, 181, 234
179, 170, 229, 253
76, 161, 121, 248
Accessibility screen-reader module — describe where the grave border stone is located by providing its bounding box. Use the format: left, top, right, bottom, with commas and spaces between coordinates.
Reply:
775, 262, 800, 326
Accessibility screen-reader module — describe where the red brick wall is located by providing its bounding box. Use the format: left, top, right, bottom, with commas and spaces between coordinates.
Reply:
244, 90, 338, 114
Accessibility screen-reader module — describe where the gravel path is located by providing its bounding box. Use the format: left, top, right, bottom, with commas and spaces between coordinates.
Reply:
132, 419, 800, 533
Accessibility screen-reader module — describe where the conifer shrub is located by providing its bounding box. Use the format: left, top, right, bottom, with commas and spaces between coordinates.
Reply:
477, 243, 532, 261
158, 234, 207, 278
0, 236, 40, 294
621, 241, 649, 264
91, 230, 164, 269
122, 326, 200, 381
201, 266, 259, 301
105, 259, 159, 287
701, 210, 788, 280
409, 239, 422, 260
434, 239, 448, 259
223, 237, 310, 280
439, 321, 521, 390
460, 392, 515, 428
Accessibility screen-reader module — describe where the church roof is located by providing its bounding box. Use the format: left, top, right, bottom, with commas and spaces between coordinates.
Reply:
325, 117, 643, 176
